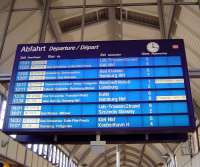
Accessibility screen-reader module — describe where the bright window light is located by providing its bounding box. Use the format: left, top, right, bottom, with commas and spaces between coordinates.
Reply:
0, 100, 7, 130
27, 144, 32, 149
10, 135, 16, 138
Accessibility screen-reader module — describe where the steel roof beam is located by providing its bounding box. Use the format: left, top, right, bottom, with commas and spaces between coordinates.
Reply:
69, 145, 81, 158
105, 151, 155, 167
81, 0, 86, 41
167, 0, 179, 38
89, 146, 116, 167
50, 1, 200, 10
147, 144, 165, 161
2, 1, 199, 12
125, 145, 156, 167
77, 147, 91, 167
38, 0, 62, 42
126, 151, 155, 167
138, 144, 146, 167
48, 12, 62, 42
162, 143, 173, 154
109, 158, 143, 167
105, 0, 122, 40
39, 0, 49, 42
157, 0, 167, 39
92, 145, 156, 167
94, 146, 111, 167
193, 99, 200, 121
0, 0, 15, 59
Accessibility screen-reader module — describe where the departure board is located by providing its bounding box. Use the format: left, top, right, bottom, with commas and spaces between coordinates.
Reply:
3, 39, 195, 134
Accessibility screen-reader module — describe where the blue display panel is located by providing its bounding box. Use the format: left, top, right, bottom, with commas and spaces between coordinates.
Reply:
3, 39, 195, 134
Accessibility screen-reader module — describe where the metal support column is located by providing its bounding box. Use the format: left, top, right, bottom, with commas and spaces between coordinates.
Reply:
0, 0, 15, 58
39, 0, 50, 42
157, 0, 167, 39
116, 145, 120, 167
81, 0, 86, 41
38, 0, 62, 42
198, 0, 200, 9
106, 0, 122, 40
167, 0, 178, 38
119, 0, 123, 40
196, 125, 200, 152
